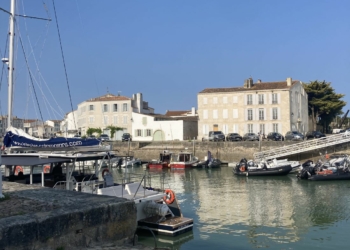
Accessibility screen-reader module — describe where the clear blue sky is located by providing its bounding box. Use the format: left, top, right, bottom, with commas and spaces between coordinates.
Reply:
0, 0, 349, 121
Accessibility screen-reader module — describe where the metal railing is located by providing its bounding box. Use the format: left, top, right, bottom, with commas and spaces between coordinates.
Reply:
254, 132, 350, 161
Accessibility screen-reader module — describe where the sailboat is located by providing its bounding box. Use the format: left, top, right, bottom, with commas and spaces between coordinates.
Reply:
0, 0, 193, 236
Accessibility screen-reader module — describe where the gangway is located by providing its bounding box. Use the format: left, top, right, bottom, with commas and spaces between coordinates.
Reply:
254, 132, 350, 161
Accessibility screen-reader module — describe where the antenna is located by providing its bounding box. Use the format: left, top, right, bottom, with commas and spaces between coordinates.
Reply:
107, 87, 109, 94
118, 91, 121, 96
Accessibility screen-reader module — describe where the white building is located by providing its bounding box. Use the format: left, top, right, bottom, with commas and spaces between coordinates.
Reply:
60, 110, 79, 137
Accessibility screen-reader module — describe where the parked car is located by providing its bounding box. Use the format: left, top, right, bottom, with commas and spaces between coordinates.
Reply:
122, 133, 132, 142
284, 131, 304, 141
242, 133, 259, 141
266, 132, 284, 141
305, 131, 326, 140
99, 134, 110, 141
208, 131, 225, 141
226, 133, 243, 141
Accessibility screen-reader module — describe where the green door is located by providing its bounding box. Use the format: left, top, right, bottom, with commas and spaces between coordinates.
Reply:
153, 130, 164, 141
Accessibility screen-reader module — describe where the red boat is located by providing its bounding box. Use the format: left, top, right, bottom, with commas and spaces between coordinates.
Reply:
169, 152, 199, 169
147, 150, 172, 169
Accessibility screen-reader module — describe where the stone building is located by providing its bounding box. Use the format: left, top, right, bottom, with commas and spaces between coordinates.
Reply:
197, 77, 308, 139
76, 93, 154, 137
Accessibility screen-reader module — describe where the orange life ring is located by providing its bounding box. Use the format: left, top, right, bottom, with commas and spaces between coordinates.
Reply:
163, 189, 175, 204
102, 168, 109, 177
240, 166, 246, 172
14, 166, 24, 175
44, 165, 50, 173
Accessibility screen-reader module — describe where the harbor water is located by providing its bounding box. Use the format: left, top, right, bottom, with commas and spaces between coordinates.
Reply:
113, 166, 350, 250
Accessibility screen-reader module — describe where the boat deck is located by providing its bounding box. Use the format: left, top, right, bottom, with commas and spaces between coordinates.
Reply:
138, 215, 193, 236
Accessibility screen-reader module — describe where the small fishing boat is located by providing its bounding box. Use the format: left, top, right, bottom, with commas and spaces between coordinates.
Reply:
297, 155, 350, 181
121, 156, 142, 167
233, 158, 292, 176
147, 150, 172, 169
169, 151, 199, 169
195, 151, 221, 168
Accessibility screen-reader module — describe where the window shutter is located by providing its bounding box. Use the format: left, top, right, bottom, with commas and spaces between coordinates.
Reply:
134, 129, 137, 137
269, 94, 272, 104
270, 108, 273, 120
244, 95, 247, 105
264, 108, 267, 120
278, 107, 281, 120
278, 93, 281, 104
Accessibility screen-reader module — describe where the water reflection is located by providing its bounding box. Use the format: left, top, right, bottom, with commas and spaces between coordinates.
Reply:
111, 166, 350, 249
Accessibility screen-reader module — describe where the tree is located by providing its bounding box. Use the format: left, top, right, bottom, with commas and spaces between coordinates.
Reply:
303, 80, 346, 132
106, 125, 124, 139
86, 127, 102, 136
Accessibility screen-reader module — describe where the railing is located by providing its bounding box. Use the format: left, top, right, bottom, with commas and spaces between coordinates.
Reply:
254, 132, 350, 161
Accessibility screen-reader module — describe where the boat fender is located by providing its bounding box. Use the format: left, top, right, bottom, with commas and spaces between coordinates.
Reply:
240, 166, 246, 172
102, 168, 109, 177
14, 166, 23, 175
44, 165, 50, 173
163, 189, 175, 204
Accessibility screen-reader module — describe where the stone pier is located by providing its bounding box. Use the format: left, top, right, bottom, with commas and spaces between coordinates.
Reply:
0, 182, 137, 250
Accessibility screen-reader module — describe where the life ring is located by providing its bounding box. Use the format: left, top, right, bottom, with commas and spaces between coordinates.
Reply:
43, 165, 50, 173
163, 189, 175, 204
14, 166, 23, 175
102, 168, 109, 177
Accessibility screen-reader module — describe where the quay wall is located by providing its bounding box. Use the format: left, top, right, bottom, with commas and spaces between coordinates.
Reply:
0, 182, 137, 250
110, 141, 350, 163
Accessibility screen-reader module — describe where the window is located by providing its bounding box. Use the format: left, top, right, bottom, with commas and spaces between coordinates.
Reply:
247, 94, 252, 105
142, 117, 147, 125
113, 116, 118, 125
136, 129, 142, 137
248, 124, 253, 133
123, 103, 128, 112
89, 105, 94, 111
123, 116, 128, 124
213, 97, 218, 104
233, 109, 238, 119
203, 110, 208, 119
223, 97, 227, 104
273, 108, 278, 120
89, 116, 94, 124
223, 124, 228, 134
213, 110, 218, 119
258, 94, 264, 104
233, 96, 238, 103
103, 116, 108, 125
272, 93, 278, 104
113, 104, 118, 112
202, 124, 209, 135
223, 109, 228, 119
248, 109, 253, 120
203, 97, 208, 104
273, 123, 279, 133
146, 129, 152, 136
259, 124, 265, 135
259, 109, 264, 120
103, 104, 108, 112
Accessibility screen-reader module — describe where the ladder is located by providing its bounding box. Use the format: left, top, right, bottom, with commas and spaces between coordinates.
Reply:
254, 132, 350, 161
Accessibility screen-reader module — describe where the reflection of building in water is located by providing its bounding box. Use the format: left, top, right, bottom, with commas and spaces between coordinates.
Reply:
189, 169, 311, 243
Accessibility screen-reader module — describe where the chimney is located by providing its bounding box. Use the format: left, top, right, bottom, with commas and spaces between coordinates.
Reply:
287, 77, 292, 86
257, 79, 262, 83
244, 78, 254, 88
191, 107, 195, 116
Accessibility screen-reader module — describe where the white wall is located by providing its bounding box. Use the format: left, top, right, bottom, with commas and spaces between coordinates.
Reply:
132, 112, 184, 141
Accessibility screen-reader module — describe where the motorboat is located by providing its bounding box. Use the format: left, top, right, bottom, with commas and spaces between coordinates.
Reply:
121, 156, 142, 167
194, 151, 221, 168
169, 151, 199, 169
297, 155, 350, 181
268, 158, 301, 174
233, 158, 292, 176
147, 150, 172, 169
1, 132, 193, 236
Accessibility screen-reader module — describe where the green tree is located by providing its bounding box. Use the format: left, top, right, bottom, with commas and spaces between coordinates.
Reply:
106, 125, 124, 139
303, 80, 346, 132
86, 127, 102, 136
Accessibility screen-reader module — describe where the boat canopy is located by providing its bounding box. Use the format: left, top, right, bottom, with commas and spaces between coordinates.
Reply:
3, 126, 101, 149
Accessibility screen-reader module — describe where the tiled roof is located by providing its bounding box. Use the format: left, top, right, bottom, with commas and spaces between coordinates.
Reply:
24, 119, 38, 123
165, 110, 190, 116
86, 93, 130, 102
199, 80, 299, 94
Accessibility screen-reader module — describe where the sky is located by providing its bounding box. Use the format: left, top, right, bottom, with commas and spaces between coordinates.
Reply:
0, 0, 349, 121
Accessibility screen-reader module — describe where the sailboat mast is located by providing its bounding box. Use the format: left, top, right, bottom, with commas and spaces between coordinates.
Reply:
7, 0, 16, 128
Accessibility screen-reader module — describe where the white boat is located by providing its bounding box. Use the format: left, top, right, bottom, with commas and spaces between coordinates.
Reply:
169, 151, 199, 169
121, 156, 142, 168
